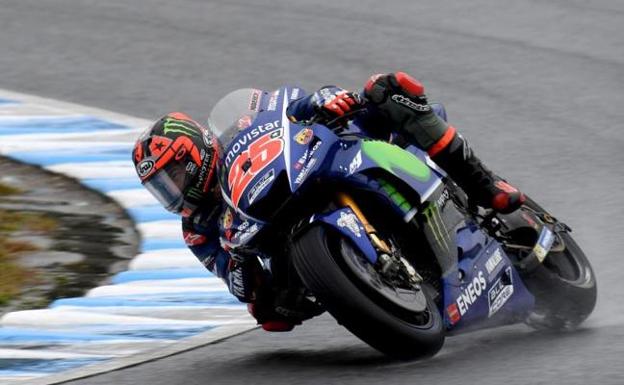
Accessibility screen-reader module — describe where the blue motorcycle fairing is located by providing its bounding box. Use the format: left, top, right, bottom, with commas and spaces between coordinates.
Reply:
214, 86, 541, 335
310, 207, 378, 264
443, 230, 535, 332
218, 87, 446, 249
219, 87, 336, 212
218, 205, 266, 251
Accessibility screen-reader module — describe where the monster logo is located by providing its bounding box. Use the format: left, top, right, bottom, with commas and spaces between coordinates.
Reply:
163, 117, 199, 137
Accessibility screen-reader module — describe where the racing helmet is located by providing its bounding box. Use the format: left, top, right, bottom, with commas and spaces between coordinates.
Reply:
132, 112, 220, 217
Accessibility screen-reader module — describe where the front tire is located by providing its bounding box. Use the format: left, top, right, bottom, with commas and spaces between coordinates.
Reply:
290, 225, 444, 360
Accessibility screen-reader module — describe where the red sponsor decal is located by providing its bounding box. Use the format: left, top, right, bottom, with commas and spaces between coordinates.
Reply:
183, 231, 207, 246
447, 303, 461, 325
227, 131, 283, 208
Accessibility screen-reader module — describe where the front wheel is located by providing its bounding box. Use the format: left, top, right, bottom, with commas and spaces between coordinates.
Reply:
290, 225, 444, 360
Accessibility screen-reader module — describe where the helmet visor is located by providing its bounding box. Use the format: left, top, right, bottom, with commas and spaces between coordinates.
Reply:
143, 167, 186, 213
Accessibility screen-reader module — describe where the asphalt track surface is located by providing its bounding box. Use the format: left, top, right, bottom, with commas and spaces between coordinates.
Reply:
1, 1, 623, 384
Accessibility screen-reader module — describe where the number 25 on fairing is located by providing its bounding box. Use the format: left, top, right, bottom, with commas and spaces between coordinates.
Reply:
228, 130, 284, 207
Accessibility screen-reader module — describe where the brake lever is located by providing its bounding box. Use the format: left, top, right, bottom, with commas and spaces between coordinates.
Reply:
323, 107, 368, 130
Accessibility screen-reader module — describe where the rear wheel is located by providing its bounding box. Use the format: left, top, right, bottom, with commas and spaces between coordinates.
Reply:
517, 198, 597, 330
290, 225, 444, 360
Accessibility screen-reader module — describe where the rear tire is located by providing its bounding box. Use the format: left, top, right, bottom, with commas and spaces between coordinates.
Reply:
521, 198, 597, 330
290, 225, 444, 360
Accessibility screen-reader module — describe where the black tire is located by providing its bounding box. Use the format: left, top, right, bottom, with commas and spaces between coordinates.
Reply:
290, 225, 444, 360
521, 198, 597, 330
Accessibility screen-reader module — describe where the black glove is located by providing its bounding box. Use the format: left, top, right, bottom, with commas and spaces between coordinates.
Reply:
363, 72, 449, 150
311, 86, 364, 127
364, 72, 430, 115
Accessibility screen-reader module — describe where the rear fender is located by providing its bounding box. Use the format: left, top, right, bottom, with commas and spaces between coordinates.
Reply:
309, 207, 378, 265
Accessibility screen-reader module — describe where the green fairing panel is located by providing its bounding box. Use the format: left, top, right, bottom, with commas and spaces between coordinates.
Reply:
361, 141, 431, 182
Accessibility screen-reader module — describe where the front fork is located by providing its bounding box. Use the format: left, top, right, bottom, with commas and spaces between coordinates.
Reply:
335, 192, 392, 255
335, 192, 422, 284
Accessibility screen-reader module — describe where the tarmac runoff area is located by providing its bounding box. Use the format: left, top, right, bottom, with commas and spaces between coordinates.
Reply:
0, 90, 257, 384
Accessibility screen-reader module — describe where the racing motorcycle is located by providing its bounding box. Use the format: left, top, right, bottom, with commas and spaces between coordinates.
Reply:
209, 87, 597, 359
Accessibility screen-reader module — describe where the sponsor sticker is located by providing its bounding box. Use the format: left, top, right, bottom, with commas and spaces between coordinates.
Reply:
137, 159, 154, 178
435, 188, 450, 208
337, 211, 362, 238
266, 90, 279, 111
247, 169, 275, 204
447, 303, 461, 325
234, 223, 260, 244
533, 227, 555, 262
348, 150, 362, 175
294, 158, 317, 184
248, 90, 262, 111
455, 271, 487, 316
294, 150, 308, 171
294, 139, 323, 172
294, 128, 313, 145
485, 248, 504, 275
222, 208, 233, 230
225, 120, 281, 166
488, 267, 514, 317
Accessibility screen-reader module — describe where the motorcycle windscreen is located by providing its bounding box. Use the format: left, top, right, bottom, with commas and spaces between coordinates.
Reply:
207, 88, 263, 148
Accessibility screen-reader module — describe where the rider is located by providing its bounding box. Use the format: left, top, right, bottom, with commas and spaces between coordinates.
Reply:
132, 72, 525, 332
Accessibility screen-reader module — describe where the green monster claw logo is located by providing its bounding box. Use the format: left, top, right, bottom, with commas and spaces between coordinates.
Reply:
361, 141, 431, 181
422, 202, 450, 253
163, 118, 199, 137
185, 187, 204, 200
361, 141, 448, 252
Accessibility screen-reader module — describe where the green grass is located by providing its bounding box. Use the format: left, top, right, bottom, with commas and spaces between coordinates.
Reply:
0, 246, 32, 305
0, 182, 21, 196
0, 183, 57, 305
0, 211, 57, 233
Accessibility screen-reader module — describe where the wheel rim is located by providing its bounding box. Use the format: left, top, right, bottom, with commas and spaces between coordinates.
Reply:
338, 238, 434, 326
544, 233, 594, 287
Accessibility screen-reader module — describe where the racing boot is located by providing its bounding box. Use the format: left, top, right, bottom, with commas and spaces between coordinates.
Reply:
364, 71, 525, 214
429, 129, 526, 214
249, 287, 323, 332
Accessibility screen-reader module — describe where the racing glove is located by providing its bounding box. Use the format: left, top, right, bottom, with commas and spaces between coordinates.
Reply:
311, 86, 364, 127
363, 72, 450, 150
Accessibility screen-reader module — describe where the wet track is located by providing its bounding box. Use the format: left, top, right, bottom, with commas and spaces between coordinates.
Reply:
1, 0, 623, 384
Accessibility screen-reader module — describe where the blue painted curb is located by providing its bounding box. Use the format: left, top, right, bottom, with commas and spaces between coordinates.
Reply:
112, 268, 210, 283
0, 116, 129, 135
